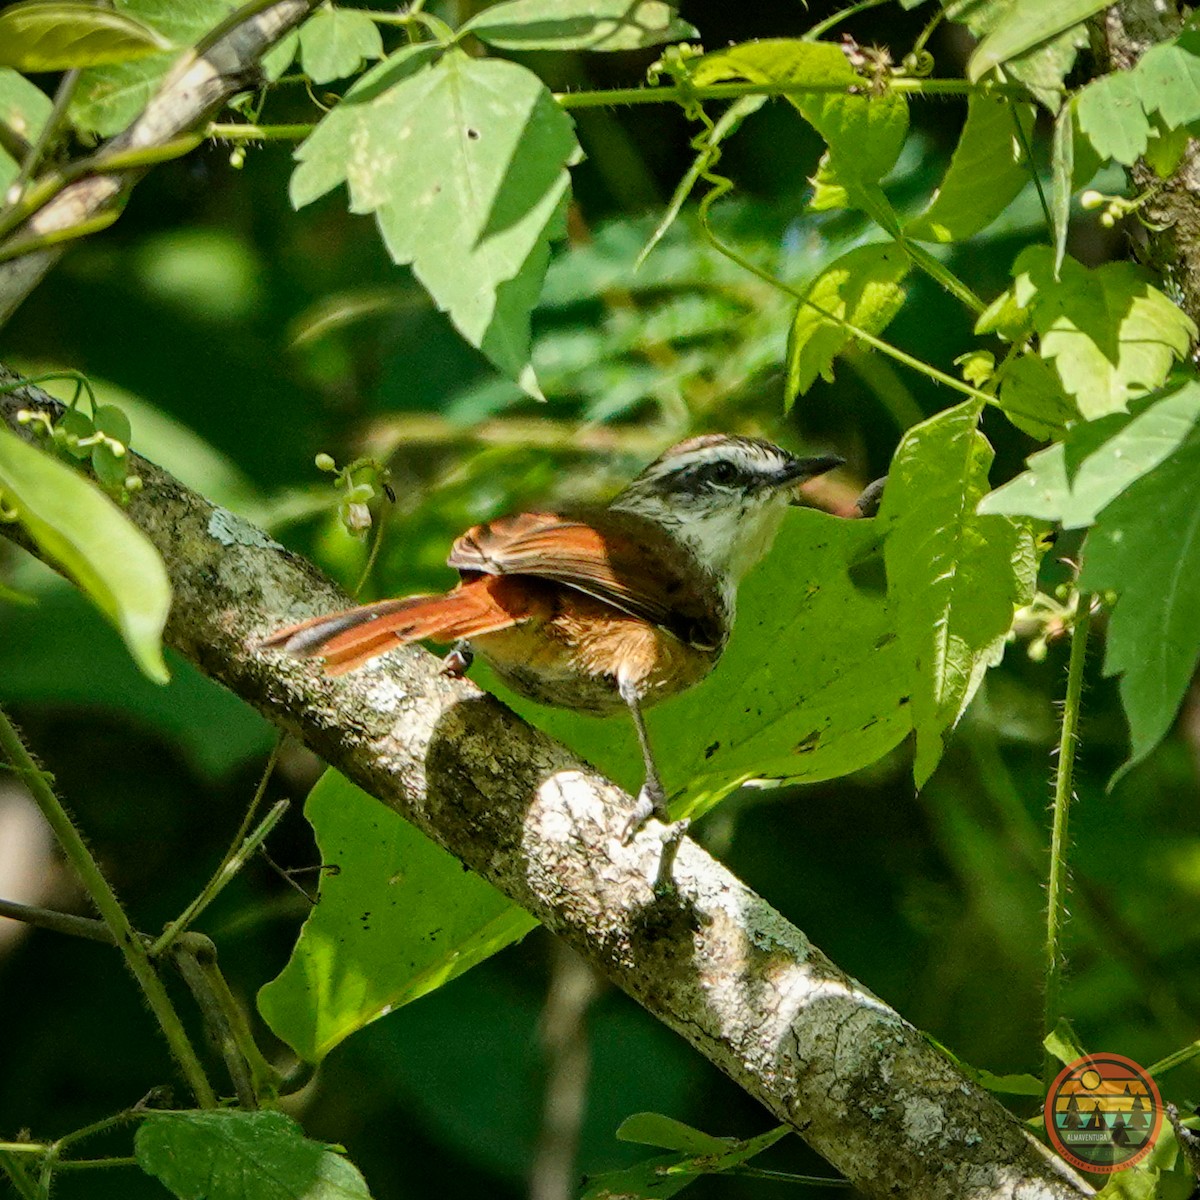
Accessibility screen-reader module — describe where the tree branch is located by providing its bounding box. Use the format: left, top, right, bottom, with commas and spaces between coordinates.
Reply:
0, 368, 1089, 1200
0, 0, 319, 326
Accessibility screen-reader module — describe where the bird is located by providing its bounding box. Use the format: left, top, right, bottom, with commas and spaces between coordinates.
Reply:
259, 435, 843, 841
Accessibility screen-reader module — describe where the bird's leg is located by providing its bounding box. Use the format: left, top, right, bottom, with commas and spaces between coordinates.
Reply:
617, 681, 691, 889
619, 679, 667, 841
440, 640, 474, 677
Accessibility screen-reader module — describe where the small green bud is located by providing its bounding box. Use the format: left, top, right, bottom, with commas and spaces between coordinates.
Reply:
125, 475, 143, 493
314, 452, 336, 472
1100, 211, 1116, 228
1080, 190, 1106, 210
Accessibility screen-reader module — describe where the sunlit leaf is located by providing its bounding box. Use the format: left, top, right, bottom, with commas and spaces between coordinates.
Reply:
1079, 429, 1200, 780
1000, 247, 1196, 417
1136, 34, 1200, 129
688, 40, 908, 188
980, 379, 1200, 528
616, 1114, 730, 1154
0, 0, 171, 71
291, 47, 581, 394
0, 425, 170, 683
994, 351, 1077, 440
906, 96, 1035, 243
786, 242, 909, 402
298, 7, 382, 84
463, 0, 697, 51
135, 1110, 371, 1200
1075, 70, 1151, 165
258, 770, 536, 1063
967, 0, 1109, 85
879, 400, 1038, 786
943, 0, 1087, 108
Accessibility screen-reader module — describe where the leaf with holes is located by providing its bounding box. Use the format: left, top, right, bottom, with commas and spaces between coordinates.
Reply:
258, 770, 536, 1062
463, 0, 697, 51
291, 48, 581, 395
1075, 70, 1151, 165
879, 400, 1038, 786
786, 243, 910, 402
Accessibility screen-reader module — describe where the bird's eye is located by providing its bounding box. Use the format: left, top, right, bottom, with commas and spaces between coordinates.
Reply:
708, 461, 737, 486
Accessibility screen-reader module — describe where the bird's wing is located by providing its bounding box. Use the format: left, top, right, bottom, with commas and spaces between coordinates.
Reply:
448, 512, 722, 650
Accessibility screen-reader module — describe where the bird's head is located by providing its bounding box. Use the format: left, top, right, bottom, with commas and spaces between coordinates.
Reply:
611, 434, 843, 581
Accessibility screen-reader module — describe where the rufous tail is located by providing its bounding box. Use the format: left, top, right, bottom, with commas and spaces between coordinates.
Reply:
257, 577, 526, 675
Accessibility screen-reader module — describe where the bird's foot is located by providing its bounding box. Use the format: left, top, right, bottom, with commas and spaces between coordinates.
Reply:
620, 778, 667, 844
440, 640, 474, 677
620, 781, 690, 895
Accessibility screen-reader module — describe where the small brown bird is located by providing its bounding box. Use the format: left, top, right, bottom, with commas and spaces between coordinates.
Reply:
260, 435, 842, 837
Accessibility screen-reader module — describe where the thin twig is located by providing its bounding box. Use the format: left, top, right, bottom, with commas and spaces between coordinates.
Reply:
0, 705, 217, 1108
1042, 599, 1091, 1090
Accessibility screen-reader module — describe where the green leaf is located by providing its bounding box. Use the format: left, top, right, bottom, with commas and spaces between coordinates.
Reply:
0, 425, 170, 683
1006, 247, 1196, 417
583, 1124, 789, 1200
994, 351, 1077, 440
967, 0, 1109, 85
497, 509, 915, 818
0, 1, 171, 71
70, 0, 240, 137
925, 1036, 1043, 1095
291, 48, 581, 394
879, 400, 1038, 786
1050, 103, 1073, 272
1079, 429, 1200, 779
298, 7, 383, 84
0, 68, 51, 191
689, 40, 908, 188
616, 1114, 730, 1154
1135, 35, 1200, 129
980, 379, 1200, 528
1075, 70, 1151, 165
786, 242, 910, 402
257, 770, 536, 1063
463, 0, 697, 51
135, 1110, 371, 1200
1044, 1017, 1086, 1065
906, 96, 1036, 243
944, 0, 1087, 109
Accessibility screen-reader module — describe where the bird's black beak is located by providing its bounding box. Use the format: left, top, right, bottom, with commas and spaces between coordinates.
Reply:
777, 454, 844, 502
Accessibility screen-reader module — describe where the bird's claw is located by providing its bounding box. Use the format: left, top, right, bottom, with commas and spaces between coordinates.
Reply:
621, 778, 667, 844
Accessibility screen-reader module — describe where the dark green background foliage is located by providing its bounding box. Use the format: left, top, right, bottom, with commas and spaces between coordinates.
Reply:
2, 0, 1200, 1197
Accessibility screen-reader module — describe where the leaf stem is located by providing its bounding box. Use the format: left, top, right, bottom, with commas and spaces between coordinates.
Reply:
0, 706, 217, 1108
699, 218, 994, 406
1042, 596, 1091, 1090
150, 793, 287, 958
803, 0, 894, 42
0, 1152, 39, 1200
0, 896, 116, 943
554, 77, 1021, 109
